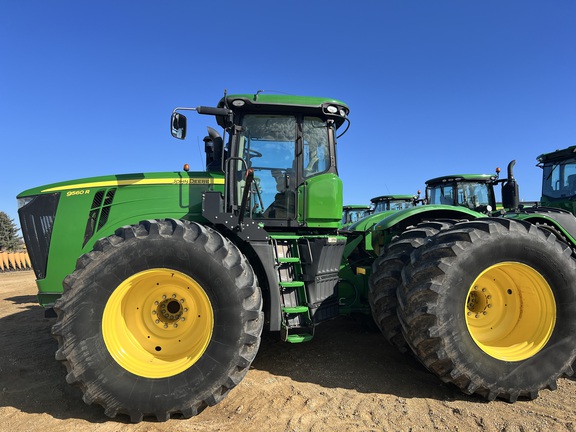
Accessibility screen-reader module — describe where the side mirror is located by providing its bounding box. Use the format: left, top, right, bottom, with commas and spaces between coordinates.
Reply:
171, 112, 187, 139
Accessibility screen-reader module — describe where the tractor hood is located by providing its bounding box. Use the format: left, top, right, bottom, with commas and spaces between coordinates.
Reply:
17, 171, 225, 198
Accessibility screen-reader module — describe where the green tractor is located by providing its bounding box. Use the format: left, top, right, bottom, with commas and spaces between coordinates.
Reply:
424, 172, 501, 213
341, 204, 372, 226
18, 92, 350, 421
341, 195, 417, 228
346, 159, 576, 400
16, 92, 576, 422
425, 166, 537, 212
371, 194, 419, 212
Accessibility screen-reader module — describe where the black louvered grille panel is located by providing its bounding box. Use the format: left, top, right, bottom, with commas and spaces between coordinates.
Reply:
18, 193, 60, 279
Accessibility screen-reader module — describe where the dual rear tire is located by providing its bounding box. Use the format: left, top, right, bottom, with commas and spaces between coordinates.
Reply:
370, 218, 576, 401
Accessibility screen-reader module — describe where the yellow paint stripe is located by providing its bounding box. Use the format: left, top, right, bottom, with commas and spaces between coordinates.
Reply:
42, 177, 225, 192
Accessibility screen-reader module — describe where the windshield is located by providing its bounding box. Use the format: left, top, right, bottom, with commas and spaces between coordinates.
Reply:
236, 114, 331, 219
428, 182, 492, 210
542, 160, 576, 199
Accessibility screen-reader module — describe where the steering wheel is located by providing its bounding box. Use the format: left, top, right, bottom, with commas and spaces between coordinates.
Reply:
248, 149, 262, 158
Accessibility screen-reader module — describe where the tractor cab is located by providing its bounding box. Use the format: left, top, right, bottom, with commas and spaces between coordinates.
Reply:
172, 93, 350, 233
538, 146, 576, 213
425, 173, 499, 213
342, 204, 372, 226
370, 194, 419, 213
425, 161, 520, 213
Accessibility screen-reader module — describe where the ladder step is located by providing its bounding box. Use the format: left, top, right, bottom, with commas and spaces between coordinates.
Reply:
279, 281, 305, 288
286, 333, 314, 343
282, 306, 309, 314
270, 234, 301, 240
278, 257, 300, 263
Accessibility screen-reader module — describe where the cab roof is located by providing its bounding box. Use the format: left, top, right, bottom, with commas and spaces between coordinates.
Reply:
425, 174, 496, 185
217, 93, 350, 128
537, 146, 576, 164
370, 195, 415, 202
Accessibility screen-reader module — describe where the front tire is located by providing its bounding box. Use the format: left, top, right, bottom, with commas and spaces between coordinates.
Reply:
397, 218, 576, 401
52, 219, 263, 422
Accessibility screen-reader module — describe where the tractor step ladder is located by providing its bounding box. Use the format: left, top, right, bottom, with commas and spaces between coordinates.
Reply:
270, 234, 314, 343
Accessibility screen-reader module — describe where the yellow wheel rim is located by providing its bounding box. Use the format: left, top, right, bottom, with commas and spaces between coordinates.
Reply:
102, 268, 214, 378
465, 262, 556, 361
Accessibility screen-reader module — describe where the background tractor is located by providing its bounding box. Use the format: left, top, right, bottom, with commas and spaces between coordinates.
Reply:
16, 92, 576, 422
538, 145, 576, 214
424, 172, 501, 212
342, 204, 372, 226
371, 194, 420, 212
424, 165, 542, 213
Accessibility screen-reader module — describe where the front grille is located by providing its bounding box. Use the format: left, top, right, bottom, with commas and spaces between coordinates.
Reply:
18, 193, 60, 279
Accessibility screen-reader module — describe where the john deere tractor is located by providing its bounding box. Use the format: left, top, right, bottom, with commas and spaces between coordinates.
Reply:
424, 164, 538, 213
425, 172, 501, 212
17, 92, 576, 422
345, 159, 576, 400
341, 204, 372, 226
18, 92, 350, 421
371, 194, 419, 212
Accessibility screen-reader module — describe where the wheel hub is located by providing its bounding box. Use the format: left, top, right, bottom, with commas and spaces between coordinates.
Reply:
154, 295, 187, 328
466, 286, 492, 318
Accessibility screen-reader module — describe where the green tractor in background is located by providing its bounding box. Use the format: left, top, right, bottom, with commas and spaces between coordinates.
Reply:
424, 172, 501, 213
424, 166, 541, 212
341, 194, 418, 227
16, 92, 576, 422
343, 158, 576, 399
538, 145, 576, 214
341, 204, 372, 226
371, 194, 420, 212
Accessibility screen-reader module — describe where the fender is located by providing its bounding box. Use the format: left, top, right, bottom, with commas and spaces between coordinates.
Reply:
504, 207, 576, 245
371, 205, 487, 255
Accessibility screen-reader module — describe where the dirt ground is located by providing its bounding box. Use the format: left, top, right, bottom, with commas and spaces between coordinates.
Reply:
1, 272, 575, 432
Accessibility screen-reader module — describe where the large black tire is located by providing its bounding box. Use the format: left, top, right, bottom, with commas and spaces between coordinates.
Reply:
52, 219, 263, 422
397, 218, 576, 401
369, 220, 456, 353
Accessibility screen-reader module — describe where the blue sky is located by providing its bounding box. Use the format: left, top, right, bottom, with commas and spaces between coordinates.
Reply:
1, 1, 575, 229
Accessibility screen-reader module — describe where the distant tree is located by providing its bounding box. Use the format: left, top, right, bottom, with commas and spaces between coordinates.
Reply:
0, 211, 21, 251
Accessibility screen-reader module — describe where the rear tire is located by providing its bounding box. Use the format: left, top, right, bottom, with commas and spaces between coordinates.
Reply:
397, 218, 576, 401
369, 220, 456, 353
52, 219, 263, 422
